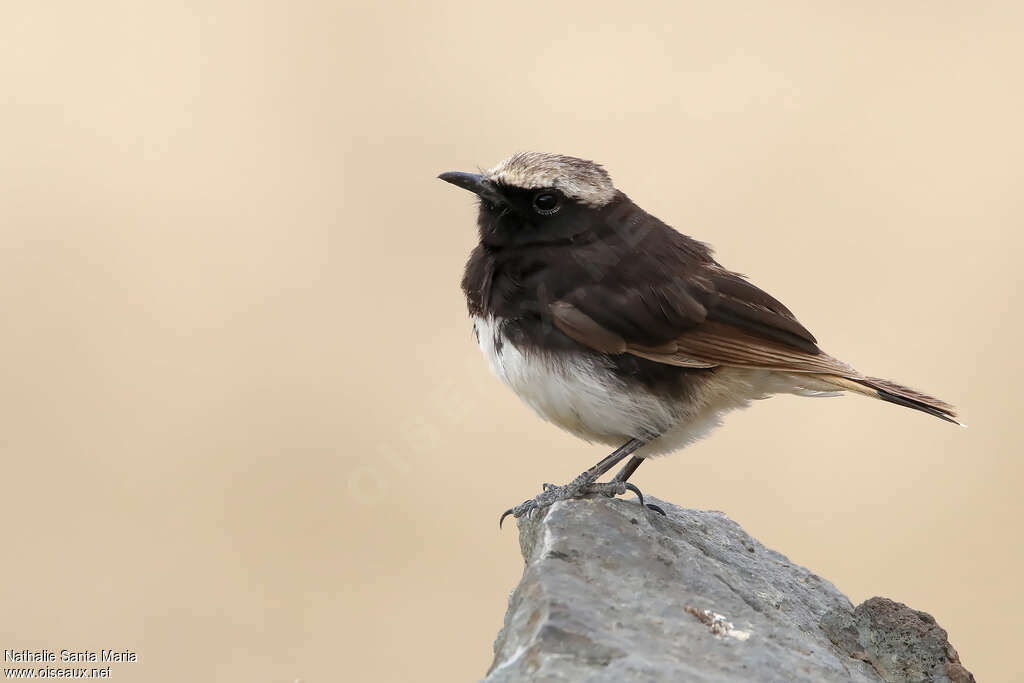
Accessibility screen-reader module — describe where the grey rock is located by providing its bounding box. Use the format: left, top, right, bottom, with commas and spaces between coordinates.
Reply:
484, 496, 973, 683
822, 597, 976, 683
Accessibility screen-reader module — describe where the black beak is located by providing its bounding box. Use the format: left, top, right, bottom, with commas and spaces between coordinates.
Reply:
438, 171, 505, 206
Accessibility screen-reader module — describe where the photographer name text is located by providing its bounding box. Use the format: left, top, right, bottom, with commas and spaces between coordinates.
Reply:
4, 651, 136, 664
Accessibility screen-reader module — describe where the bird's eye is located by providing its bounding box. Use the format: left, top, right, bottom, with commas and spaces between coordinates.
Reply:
532, 192, 560, 215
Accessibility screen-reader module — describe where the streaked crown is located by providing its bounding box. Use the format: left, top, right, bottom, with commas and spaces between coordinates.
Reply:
486, 152, 616, 207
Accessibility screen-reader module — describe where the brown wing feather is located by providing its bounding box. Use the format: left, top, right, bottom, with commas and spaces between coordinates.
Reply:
548, 301, 626, 354
551, 303, 850, 375
652, 321, 856, 374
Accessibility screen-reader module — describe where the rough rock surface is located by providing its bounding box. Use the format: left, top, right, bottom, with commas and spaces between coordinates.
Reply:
822, 597, 975, 683
484, 496, 973, 683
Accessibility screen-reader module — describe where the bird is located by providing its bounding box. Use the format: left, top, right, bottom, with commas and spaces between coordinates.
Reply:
439, 152, 961, 525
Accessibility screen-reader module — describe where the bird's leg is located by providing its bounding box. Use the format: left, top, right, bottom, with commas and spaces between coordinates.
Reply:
611, 455, 667, 517
501, 438, 663, 526
612, 455, 645, 483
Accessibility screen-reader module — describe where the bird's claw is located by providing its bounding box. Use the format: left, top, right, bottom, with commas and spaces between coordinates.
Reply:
645, 502, 667, 516
622, 482, 644, 506
499, 480, 662, 528
618, 483, 667, 516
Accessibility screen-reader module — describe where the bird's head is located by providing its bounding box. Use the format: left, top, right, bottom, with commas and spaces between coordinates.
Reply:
439, 152, 623, 247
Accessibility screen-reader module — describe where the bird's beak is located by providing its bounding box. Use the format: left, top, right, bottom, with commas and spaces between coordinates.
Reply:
438, 171, 505, 206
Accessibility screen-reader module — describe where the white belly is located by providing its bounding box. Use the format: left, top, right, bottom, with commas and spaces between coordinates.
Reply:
473, 315, 678, 444
471, 315, 832, 457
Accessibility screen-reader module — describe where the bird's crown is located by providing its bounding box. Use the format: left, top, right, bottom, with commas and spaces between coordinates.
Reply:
486, 152, 616, 207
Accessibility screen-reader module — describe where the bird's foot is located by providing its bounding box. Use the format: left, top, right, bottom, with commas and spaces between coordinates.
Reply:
499, 480, 665, 528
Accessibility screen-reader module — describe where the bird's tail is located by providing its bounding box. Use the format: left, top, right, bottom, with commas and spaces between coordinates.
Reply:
816, 375, 962, 426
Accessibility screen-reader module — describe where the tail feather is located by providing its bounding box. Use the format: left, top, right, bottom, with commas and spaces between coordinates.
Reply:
817, 375, 962, 426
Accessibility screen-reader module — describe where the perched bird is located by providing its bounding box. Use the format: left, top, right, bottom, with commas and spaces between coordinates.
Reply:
439, 152, 960, 524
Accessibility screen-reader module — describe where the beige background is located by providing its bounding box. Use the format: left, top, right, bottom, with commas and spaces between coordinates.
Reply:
1, 1, 1021, 681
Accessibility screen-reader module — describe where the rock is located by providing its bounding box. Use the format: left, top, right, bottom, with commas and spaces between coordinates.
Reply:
822, 598, 976, 683
484, 496, 973, 683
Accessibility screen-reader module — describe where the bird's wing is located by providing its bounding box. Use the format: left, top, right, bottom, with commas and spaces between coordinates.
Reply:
550, 260, 855, 376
